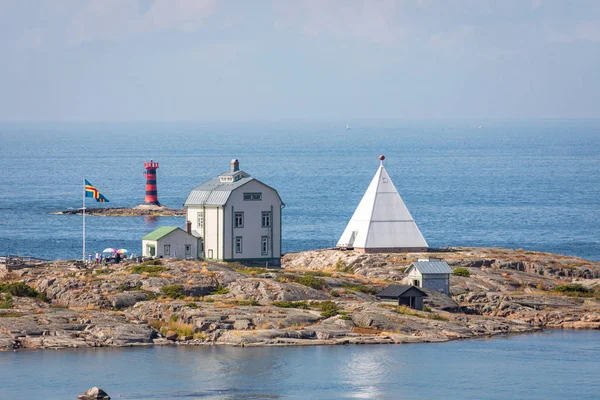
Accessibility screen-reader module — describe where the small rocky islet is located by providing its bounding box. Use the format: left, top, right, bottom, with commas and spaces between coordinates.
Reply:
0, 247, 599, 351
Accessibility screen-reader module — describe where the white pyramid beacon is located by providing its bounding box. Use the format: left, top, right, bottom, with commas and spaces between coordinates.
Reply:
336, 155, 428, 253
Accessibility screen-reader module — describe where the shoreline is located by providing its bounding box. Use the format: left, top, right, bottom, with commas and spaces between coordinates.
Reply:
1, 247, 598, 352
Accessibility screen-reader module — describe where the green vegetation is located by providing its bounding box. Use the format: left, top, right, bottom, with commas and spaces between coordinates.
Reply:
141, 259, 162, 266
233, 267, 272, 275
0, 312, 21, 317
272, 301, 310, 309
160, 285, 186, 299
0, 282, 41, 298
185, 302, 198, 308
386, 305, 448, 321
423, 306, 432, 312
317, 300, 340, 318
117, 282, 142, 292
453, 268, 471, 277
0, 294, 13, 309
341, 282, 379, 295
235, 299, 260, 306
305, 271, 332, 277
209, 285, 229, 295
277, 274, 326, 290
130, 265, 168, 274
335, 258, 354, 273
555, 284, 592, 294
169, 314, 179, 323
94, 268, 111, 275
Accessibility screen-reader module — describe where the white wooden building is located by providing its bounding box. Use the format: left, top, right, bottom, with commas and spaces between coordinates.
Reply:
405, 258, 452, 295
184, 159, 284, 266
142, 226, 199, 259
337, 155, 428, 253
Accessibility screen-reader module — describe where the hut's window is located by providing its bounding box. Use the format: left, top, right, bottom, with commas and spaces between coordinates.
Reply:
235, 237, 243, 253
185, 245, 191, 256
413, 280, 420, 287
261, 236, 268, 255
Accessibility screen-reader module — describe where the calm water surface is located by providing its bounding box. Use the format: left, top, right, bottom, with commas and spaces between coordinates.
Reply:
0, 119, 599, 260
0, 330, 598, 400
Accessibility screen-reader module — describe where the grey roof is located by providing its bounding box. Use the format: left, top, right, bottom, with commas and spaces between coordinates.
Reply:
184, 169, 284, 207
376, 284, 427, 298
409, 261, 452, 274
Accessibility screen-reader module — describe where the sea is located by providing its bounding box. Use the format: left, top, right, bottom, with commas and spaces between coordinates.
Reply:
0, 120, 599, 399
0, 119, 599, 261
0, 330, 599, 400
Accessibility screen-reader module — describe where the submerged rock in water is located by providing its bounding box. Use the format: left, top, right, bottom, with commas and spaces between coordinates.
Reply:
78, 386, 110, 399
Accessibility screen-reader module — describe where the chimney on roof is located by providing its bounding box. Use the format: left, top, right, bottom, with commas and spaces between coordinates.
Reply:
186, 220, 192, 234
230, 159, 239, 172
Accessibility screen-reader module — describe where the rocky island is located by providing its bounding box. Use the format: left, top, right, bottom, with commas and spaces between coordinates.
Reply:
0, 247, 598, 351
52, 205, 186, 217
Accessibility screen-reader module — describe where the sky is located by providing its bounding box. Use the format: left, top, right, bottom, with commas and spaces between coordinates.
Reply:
1, 0, 599, 121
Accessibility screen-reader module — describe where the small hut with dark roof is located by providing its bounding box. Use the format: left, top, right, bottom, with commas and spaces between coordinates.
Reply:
376, 284, 427, 310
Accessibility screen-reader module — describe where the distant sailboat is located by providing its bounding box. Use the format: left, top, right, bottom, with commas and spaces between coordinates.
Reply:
345, 124, 350, 130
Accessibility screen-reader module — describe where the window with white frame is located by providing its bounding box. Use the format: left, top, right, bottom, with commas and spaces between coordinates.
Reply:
197, 212, 204, 230
235, 237, 243, 253
185, 245, 191, 256
261, 236, 268, 256
234, 212, 244, 228
164, 245, 170, 256
261, 211, 271, 228
243, 192, 262, 201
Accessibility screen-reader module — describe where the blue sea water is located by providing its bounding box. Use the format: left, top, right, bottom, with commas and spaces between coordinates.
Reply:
0, 119, 599, 260
0, 330, 598, 400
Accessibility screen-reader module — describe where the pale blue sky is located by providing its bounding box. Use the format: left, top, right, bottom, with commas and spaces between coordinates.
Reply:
1, 0, 599, 120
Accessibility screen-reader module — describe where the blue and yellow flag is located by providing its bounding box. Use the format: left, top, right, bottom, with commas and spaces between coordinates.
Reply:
85, 179, 109, 203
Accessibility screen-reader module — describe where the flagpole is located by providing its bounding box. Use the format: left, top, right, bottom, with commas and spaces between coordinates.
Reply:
83, 178, 86, 262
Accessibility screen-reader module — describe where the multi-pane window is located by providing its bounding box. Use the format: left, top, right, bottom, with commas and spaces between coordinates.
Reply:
261, 236, 268, 256
262, 211, 271, 228
235, 237, 243, 253
243, 192, 262, 201
185, 245, 191, 256
164, 245, 170, 256
234, 212, 244, 228
197, 212, 203, 230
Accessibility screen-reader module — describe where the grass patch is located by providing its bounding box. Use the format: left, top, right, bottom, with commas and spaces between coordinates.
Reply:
453, 268, 471, 277
160, 285, 185, 299
185, 302, 198, 308
316, 300, 340, 318
141, 259, 162, 266
387, 305, 448, 321
0, 312, 21, 317
277, 274, 326, 290
555, 284, 593, 294
130, 265, 168, 274
0, 294, 13, 309
272, 301, 309, 309
0, 282, 41, 298
117, 282, 142, 292
341, 282, 379, 295
209, 285, 229, 295
235, 299, 260, 306
335, 258, 354, 273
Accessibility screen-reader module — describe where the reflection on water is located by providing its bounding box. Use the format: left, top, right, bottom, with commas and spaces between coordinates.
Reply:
0, 331, 599, 400
144, 215, 160, 225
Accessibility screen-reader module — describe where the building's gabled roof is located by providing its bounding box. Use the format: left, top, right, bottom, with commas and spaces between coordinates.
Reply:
376, 284, 427, 298
184, 162, 284, 207
408, 261, 452, 274
142, 226, 181, 241
336, 158, 428, 250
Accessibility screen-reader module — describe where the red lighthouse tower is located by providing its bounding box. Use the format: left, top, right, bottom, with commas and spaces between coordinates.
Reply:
144, 160, 160, 206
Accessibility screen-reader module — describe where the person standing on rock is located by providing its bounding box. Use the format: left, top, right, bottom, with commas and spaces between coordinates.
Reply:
95, 252, 100, 264
88, 253, 93, 265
